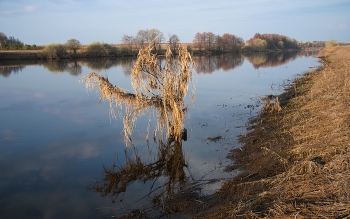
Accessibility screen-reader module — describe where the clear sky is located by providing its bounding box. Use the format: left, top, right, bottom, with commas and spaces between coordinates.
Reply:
1, 0, 349, 45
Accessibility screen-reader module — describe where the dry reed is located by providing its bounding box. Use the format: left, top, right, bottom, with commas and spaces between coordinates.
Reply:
80, 41, 195, 143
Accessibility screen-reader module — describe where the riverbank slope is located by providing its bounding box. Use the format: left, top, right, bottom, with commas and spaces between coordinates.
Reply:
170, 46, 350, 218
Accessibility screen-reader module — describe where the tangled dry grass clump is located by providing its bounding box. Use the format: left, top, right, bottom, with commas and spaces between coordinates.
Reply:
177, 46, 350, 218
80, 41, 195, 143
81, 41, 197, 218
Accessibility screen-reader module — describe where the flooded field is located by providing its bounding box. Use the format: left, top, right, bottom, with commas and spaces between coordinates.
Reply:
0, 50, 320, 218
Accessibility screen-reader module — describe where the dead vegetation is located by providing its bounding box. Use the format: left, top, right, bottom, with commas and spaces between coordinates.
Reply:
167, 46, 350, 218
81, 41, 199, 218
80, 41, 195, 144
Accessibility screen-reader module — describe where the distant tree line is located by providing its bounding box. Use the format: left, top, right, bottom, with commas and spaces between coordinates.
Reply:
1, 29, 331, 60
0, 32, 23, 50
121, 28, 182, 54
298, 41, 326, 49
245, 33, 299, 51
0, 32, 42, 50
42, 39, 135, 59
192, 32, 244, 54
121, 28, 165, 52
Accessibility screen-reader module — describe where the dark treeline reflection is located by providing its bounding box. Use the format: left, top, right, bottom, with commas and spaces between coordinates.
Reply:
43, 58, 137, 75
243, 50, 320, 69
0, 50, 319, 78
84, 57, 136, 74
43, 60, 83, 75
193, 53, 244, 74
0, 57, 137, 77
0, 65, 26, 77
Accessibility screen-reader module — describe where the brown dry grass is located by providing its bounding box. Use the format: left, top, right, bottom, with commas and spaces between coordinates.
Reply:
168, 46, 350, 218
0, 50, 42, 53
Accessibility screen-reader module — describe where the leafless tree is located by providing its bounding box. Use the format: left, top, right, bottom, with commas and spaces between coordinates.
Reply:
135, 30, 147, 49
147, 28, 164, 51
121, 34, 135, 52
65, 38, 81, 54
206, 32, 215, 50
0, 32, 7, 50
168, 34, 180, 53
132, 29, 164, 51
193, 32, 204, 51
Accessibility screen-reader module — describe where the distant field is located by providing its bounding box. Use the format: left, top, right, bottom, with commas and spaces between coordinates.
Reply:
0, 50, 41, 52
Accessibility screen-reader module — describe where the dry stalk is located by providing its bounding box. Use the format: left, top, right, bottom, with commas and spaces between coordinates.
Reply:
80, 41, 196, 143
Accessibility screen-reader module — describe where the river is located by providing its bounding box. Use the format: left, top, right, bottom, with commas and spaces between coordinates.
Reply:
0, 50, 320, 218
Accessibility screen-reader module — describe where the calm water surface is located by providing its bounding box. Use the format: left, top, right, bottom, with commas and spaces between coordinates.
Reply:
0, 51, 320, 218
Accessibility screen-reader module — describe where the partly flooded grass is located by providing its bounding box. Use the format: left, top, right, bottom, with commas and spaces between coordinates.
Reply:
166, 46, 350, 218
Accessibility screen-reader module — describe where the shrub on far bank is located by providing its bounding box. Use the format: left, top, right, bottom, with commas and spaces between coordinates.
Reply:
186, 45, 193, 53
119, 45, 130, 54
86, 42, 119, 57
325, 39, 338, 49
42, 43, 67, 59
23, 44, 42, 50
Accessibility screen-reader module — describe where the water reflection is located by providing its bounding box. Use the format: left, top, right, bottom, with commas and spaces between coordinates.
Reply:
0, 65, 25, 77
0, 58, 137, 77
80, 44, 196, 214
43, 60, 82, 75
84, 57, 136, 74
243, 50, 319, 69
193, 54, 244, 74
0, 51, 319, 78
92, 135, 188, 206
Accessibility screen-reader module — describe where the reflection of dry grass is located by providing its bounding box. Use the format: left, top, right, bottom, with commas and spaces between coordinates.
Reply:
80, 42, 195, 143
170, 46, 350, 218
90, 139, 188, 203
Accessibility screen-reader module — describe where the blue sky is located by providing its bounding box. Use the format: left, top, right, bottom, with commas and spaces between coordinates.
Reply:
0, 0, 349, 45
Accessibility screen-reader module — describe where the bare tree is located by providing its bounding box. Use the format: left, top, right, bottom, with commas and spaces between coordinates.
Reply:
121, 34, 135, 52
0, 32, 7, 50
168, 34, 180, 53
193, 32, 203, 51
65, 38, 81, 54
135, 30, 147, 49
215, 34, 223, 51
206, 32, 215, 50
133, 29, 164, 51
145, 29, 164, 51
